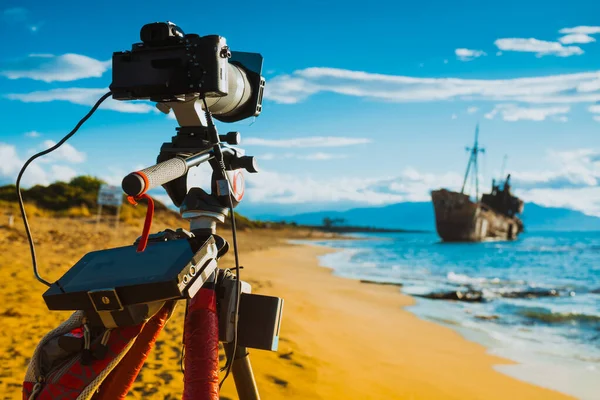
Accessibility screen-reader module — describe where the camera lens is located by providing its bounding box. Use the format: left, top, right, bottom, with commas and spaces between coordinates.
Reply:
203, 64, 252, 118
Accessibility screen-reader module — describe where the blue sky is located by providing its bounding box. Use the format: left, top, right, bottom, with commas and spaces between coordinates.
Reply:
1, 1, 600, 217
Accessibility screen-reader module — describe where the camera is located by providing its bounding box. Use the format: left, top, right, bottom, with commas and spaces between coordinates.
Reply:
110, 22, 265, 123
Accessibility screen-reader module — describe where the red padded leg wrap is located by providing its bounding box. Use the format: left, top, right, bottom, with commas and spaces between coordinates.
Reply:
182, 288, 219, 400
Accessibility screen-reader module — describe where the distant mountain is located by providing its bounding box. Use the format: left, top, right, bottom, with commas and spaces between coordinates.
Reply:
520, 203, 600, 232
271, 202, 600, 232
272, 202, 436, 231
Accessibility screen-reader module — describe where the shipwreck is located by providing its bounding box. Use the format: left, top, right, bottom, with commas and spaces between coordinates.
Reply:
431, 125, 524, 242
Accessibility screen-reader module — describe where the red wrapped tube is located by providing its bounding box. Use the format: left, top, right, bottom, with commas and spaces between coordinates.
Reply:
182, 288, 220, 400
93, 303, 173, 400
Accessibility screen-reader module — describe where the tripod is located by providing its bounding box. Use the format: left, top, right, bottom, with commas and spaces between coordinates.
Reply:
175, 188, 260, 399
121, 97, 280, 400
22, 95, 282, 400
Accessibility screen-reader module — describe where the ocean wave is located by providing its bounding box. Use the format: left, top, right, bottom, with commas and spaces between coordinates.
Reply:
516, 244, 591, 253
493, 242, 594, 253
518, 309, 600, 324
446, 271, 526, 287
447, 271, 489, 285
319, 248, 364, 267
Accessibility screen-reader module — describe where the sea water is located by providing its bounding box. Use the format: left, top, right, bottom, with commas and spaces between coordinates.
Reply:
304, 231, 600, 399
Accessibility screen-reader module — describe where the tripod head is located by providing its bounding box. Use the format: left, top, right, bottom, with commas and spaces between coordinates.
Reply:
122, 97, 258, 219
160, 99, 258, 207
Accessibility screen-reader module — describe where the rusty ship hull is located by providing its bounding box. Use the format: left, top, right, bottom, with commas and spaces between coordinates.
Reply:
431, 189, 523, 242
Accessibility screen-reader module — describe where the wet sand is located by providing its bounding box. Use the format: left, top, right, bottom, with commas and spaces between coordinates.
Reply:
219, 245, 570, 400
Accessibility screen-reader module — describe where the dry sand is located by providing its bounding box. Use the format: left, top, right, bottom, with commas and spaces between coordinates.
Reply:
0, 214, 571, 399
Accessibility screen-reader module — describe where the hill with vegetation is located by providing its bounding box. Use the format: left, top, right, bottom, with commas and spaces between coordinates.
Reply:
0, 176, 263, 229
0, 176, 174, 222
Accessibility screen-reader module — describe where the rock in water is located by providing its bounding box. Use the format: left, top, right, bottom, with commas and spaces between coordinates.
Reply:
500, 289, 559, 299
414, 290, 484, 302
359, 280, 403, 287
475, 315, 499, 321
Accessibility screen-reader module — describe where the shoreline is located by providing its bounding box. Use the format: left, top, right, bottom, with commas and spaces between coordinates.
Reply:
314, 242, 590, 399
219, 242, 572, 399
309, 236, 599, 400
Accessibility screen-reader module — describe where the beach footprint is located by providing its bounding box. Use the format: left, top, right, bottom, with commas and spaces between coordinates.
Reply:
266, 375, 289, 388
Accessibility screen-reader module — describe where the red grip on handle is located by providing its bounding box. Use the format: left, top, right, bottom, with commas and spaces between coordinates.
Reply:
183, 288, 220, 400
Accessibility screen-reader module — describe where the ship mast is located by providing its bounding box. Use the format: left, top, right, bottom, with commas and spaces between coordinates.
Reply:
460, 124, 485, 200
500, 154, 508, 184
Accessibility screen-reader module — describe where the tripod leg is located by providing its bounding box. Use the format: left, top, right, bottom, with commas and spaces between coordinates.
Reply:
224, 345, 260, 400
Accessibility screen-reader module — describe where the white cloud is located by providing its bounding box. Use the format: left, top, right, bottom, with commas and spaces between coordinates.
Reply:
586, 104, 600, 121
244, 170, 422, 206
50, 165, 77, 182
521, 187, 600, 216
467, 106, 479, 114
6, 88, 156, 113
510, 148, 600, 215
1, 140, 86, 186
258, 153, 276, 161
558, 34, 596, 45
494, 38, 583, 57
0, 143, 23, 177
559, 26, 600, 35
244, 136, 371, 148
190, 146, 600, 217
241, 166, 465, 207
576, 79, 600, 93
41, 140, 86, 163
484, 108, 498, 120
258, 152, 347, 161
247, 149, 600, 217
455, 48, 487, 61
386, 168, 464, 200
265, 67, 600, 105
1, 54, 110, 82
150, 194, 173, 208
485, 104, 570, 122
0, 142, 64, 187
511, 149, 600, 190
451, 114, 458, 120
94, 166, 137, 187
300, 152, 347, 160
555, 115, 568, 123
24, 131, 41, 138
3, 7, 28, 22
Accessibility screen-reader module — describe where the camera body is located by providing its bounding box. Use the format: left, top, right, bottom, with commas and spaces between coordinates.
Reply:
110, 22, 264, 122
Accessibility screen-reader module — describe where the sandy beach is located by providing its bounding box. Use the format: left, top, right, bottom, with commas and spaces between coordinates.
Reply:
0, 215, 571, 399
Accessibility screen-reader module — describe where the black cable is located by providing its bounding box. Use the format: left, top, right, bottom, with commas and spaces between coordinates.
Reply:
15, 91, 112, 288
219, 192, 242, 389
200, 97, 242, 388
